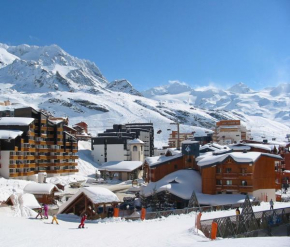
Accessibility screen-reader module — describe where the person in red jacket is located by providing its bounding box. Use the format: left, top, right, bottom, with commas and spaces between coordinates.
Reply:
78, 214, 87, 228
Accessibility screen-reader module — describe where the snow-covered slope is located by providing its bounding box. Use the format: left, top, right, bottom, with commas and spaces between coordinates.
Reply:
0, 43, 289, 147
0, 43, 108, 93
143, 81, 290, 131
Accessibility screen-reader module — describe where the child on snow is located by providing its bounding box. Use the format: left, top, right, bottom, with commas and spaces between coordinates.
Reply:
35, 207, 43, 219
78, 214, 87, 228
51, 214, 59, 225
43, 204, 48, 219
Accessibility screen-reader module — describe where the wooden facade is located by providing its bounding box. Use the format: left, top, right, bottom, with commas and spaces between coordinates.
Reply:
200, 154, 281, 195
0, 107, 79, 179
143, 154, 197, 183
60, 192, 120, 219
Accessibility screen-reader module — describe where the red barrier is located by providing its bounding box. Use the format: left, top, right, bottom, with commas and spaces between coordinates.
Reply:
113, 208, 119, 217
141, 208, 146, 220
196, 212, 202, 230
211, 222, 218, 240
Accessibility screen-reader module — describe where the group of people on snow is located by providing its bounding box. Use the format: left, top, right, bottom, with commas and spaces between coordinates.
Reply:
35, 204, 58, 224
35, 204, 87, 227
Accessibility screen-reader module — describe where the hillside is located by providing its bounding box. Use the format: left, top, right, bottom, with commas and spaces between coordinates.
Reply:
0, 43, 290, 147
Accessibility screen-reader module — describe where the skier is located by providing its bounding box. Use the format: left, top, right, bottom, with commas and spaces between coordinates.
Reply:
78, 214, 87, 228
51, 214, 59, 225
235, 207, 240, 222
43, 204, 49, 219
270, 199, 274, 210
35, 207, 43, 219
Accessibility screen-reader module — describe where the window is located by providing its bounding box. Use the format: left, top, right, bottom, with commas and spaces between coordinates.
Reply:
241, 180, 247, 186
240, 168, 247, 174
226, 180, 232, 185
225, 168, 232, 173
216, 167, 222, 174
133, 146, 137, 151
216, 180, 222, 185
174, 164, 178, 170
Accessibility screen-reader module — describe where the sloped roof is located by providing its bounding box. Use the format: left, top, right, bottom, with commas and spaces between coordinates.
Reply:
58, 187, 120, 214
98, 161, 142, 172
142, 170, 202, 199
128, 138, 144, 144
23, 183, 58, 195
145, 153, 183, 168
0, 130, 23, 139
197, 152, 282, 168
0, 117, 34, 126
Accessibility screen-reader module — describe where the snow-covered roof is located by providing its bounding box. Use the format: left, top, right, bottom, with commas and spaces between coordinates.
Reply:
128, 138, 144, 144
0, 130, 23, 139
165, 148, 181, 156
23, 183, 58, 195
228, 144, 251, 151
242, 143, 273, 151
145, 153, 183, 167
200, 143, 228, 152
181, 140, 199, 145
0, 117, 34, 126
195, 152, 214, 162
8, 193, 41, 209
213, 146, 231, 155
98, 161, 143, 172
197, 152, 282, 168
48, 119, 63, 125
142, 170, 202, 199
58, 187, 120, 214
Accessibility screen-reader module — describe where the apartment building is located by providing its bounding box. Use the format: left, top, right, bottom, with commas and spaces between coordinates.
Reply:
91, 123, 154, 164
0, 107, 78, 179
168, 131, 194, 148
212, 120, 251, 145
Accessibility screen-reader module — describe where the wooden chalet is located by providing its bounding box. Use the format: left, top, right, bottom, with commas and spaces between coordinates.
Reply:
143, 141, 200, 183
23, 183, 59, 204
197, 151, 283, 201
58, 187, 120, 219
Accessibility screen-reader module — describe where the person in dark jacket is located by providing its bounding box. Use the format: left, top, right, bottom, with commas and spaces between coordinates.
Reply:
35, 207, 43, 219
270, 199, 274, 210
78, 214, 87, 228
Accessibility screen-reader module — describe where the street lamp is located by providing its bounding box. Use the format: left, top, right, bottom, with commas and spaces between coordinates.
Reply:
170, 122, 180, 150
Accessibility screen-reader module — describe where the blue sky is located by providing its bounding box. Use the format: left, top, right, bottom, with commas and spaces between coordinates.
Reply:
1, 0, 290, 91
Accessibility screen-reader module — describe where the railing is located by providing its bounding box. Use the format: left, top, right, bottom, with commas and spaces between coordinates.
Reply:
199, 206, 290, 238
145, 201, 260, 220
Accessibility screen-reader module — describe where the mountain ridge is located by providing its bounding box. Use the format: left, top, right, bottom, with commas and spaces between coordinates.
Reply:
0, 42, 289, 146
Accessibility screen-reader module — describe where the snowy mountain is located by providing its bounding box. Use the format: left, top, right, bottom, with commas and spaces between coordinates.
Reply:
142, 80, 193, 97
227, 82, 254, 94
0, 43, 108, 93
106, 79, 142, 96
143, 81, 290, 126
0, 43, 290, 147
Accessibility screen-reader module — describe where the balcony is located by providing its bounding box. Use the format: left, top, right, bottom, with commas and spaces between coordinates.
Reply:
216, 173, 239, 179
23, 155, 35, 160
238, 173, 253, 180
9, 171, 37, 177
216, 184, 253, 192
46, 169, 78, 174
